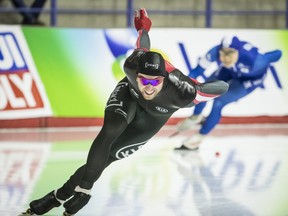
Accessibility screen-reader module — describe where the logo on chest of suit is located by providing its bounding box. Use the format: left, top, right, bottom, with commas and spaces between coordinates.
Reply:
156, 106, 168, 113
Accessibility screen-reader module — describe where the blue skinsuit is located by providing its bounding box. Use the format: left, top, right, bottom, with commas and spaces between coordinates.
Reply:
189, 38, 282, 135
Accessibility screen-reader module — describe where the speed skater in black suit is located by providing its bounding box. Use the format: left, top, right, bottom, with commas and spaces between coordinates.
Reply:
20, 8, 229, 216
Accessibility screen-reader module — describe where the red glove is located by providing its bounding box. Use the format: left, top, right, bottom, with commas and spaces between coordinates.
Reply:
134, 8, 152, 32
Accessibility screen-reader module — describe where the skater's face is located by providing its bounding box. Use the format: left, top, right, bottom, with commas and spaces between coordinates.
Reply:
219, 48, 239, 67
136, 73, 164, 100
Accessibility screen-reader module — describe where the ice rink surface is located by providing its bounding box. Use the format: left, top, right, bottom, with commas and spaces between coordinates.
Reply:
1, 124, 288, 216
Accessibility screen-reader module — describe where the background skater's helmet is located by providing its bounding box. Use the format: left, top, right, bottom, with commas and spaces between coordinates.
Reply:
221, 36, 241, 50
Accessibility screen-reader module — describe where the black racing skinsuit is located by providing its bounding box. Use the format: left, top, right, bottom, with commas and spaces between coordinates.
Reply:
55, 30, 229, 200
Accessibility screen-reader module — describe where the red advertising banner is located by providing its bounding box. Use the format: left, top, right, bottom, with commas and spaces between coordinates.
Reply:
0, 27, 51, 119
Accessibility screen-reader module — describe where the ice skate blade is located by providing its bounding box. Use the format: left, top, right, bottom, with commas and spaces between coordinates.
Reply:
174, 145, 199, 151
18, 208, 37, 215
63, 211, 74, 216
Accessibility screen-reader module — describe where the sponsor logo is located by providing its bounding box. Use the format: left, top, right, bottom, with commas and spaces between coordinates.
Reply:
156, 106, 168, 113
0, 28, 51, 119
106, 82, 127, 108
145, 62, 159, 69
115, 142, 145, 159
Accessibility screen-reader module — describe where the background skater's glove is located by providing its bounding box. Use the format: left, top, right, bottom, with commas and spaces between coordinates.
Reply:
63, 186, 91, 215
134, 8, 152, 32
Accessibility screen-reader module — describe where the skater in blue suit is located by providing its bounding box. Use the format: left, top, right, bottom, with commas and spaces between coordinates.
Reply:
176, 36, 282, 150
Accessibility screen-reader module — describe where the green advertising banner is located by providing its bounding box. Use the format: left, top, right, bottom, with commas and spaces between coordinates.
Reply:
22, 27, 119, 117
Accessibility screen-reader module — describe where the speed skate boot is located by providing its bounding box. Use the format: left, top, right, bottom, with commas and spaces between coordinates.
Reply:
63, 191, 91, 216
174, 145, 199, 151
20, 190, 63, 215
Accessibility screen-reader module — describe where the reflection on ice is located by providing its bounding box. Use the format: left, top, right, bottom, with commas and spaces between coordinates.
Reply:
0, 129, 288, 216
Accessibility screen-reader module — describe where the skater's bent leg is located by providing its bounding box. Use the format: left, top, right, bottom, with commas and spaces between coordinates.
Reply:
200, 81, 249, 135
193, 102, 206, 115
199, 100, 224, 135
79, 111, 127, 190
56, 164, 86, 200
56, 155, 118, 201
62, 156, 119, 216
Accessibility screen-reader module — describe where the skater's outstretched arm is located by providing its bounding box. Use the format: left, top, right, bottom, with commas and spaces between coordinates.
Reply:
168, 69, 229, 107
191, 79, 229, 106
